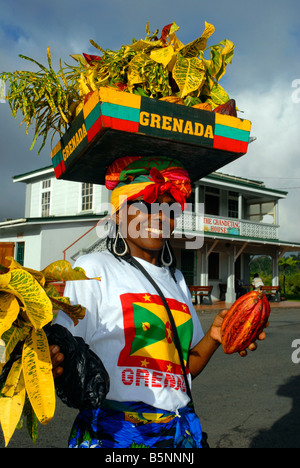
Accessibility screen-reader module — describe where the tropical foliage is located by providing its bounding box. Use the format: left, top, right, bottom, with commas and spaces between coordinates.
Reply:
0, 257, 99, 446
250, 254, 300, 298
0, 21, 235, 153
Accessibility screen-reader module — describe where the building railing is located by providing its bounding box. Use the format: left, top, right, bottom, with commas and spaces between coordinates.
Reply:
174, 212, 279, 240
63, 213, 279, 263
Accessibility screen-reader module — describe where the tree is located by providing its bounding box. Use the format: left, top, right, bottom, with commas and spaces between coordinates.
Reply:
279, 256, 298, 294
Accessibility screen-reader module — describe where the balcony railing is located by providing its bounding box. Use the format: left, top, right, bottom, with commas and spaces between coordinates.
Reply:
65, 213, 279, 263
174, 212, 279, 240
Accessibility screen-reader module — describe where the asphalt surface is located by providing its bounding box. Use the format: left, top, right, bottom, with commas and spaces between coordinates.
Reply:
1, 307, 300, 449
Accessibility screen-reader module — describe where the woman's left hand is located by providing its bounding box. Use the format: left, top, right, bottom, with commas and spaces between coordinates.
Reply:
209, 309, 268, 357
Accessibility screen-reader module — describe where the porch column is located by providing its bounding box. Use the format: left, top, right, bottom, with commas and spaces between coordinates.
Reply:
200, 245, 208, 286
272, 248, 279, 287
225, 252, 236, 303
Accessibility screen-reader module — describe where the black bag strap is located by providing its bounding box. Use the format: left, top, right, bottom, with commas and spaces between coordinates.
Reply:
128, 256, 193, 401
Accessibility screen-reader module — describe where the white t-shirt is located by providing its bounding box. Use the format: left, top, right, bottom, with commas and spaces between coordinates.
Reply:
55, 251, 204, 412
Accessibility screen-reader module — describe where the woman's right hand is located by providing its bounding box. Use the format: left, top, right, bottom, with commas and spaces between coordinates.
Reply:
49, 344, 64, 378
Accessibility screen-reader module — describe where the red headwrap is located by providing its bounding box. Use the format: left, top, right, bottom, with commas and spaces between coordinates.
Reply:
105, 156, 191, 215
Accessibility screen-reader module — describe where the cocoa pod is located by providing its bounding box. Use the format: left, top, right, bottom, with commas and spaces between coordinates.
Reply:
221, 290, 270, 354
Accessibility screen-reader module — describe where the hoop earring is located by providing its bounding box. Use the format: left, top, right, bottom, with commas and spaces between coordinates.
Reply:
161, 241, 173, 267
113, 230, 129, 257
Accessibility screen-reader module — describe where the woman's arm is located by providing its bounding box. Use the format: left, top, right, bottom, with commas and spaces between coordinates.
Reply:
188, 310, 267, 378
188, 311, 224, 378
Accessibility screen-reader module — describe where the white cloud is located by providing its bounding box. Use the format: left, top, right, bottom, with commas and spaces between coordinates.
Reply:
224, 80, 300, 243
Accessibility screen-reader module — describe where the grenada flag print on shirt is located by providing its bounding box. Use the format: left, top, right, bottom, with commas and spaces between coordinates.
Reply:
118, 292, 193, 376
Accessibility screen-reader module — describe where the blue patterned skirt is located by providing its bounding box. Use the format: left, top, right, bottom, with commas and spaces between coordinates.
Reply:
68, 400, 203, 448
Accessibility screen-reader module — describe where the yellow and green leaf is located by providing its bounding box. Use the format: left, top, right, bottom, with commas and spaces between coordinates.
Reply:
0, 324, 31, 365
41, 260, 89, 283
7, 269, 52, 329
172, 54, 206, 98
0, 271, 11, 289
5, 256, 46, 287
127, 53, 151, 89
207, 82, 230, 107
22, 328, 55, 425
23, 396, 38, 445
150, 45, 175, 68
1, 357, 23, 397
0, 365, 26, 447
205, 39, 235, 83
179, 22, 215, 58
49, 296, 86, 326
0, 293, 20, 339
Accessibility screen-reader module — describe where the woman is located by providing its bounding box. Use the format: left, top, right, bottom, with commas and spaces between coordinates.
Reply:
50, 156, 265, 448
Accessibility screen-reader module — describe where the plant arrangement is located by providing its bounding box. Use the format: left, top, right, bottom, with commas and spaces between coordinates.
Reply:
0, 21, 235, 154
0, 257, 99, 446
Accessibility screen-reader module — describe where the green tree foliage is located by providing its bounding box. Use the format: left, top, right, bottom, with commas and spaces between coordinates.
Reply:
250, 253, 300, 299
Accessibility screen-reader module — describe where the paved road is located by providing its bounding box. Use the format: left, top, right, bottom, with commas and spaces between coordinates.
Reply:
1, 308, 300, 448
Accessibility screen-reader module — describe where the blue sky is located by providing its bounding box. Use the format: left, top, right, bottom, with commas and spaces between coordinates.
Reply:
1, 0, 300, 241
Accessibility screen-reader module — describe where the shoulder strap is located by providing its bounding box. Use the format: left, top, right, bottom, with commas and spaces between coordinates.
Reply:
128, 256, 193, 401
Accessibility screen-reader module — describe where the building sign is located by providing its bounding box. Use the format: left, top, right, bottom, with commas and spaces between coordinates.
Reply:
203, 216, 240, 236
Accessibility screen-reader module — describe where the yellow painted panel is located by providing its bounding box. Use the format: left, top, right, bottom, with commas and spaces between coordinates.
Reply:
215, 113, 251, 132
99, 87, 141, 109
83, 90, 101, 119
50, 140, 61, 158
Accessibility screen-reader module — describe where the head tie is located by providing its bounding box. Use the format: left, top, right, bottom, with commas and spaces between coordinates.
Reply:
105, 156, 191, 215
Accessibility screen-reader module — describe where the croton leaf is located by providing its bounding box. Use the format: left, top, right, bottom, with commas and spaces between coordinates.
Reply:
0, 364, 26, 447
5, 257, 45, 287
1, 325, 31, 365
0, 292, 20, 340
205, 39, 235, 83
172, 54, 206, 98
49, 296, 86, 326
150, 45, 175, 68
207, 82, 230, 107
0, 271, 12, 289
160, 22, 180, 45
22, 328, 55, 425
179, 21, 215, 58
127, 53, 153, 89
41, 260, 89, 283
6, 269, 53, 330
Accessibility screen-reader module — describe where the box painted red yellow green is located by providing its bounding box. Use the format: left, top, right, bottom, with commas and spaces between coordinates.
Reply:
51, 87, 251, 184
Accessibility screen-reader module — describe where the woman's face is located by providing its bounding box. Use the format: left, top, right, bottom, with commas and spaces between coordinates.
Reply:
116, 193, 182, 264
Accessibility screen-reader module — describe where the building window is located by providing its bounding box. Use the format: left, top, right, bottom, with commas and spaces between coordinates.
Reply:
228, 191, 239, 218
205, 186, 220, 216
247, 201, 276, 223
81, 183, 93, 211
16, 242, 25, 266
42, 180, 51, 190
41, 179, 51, 217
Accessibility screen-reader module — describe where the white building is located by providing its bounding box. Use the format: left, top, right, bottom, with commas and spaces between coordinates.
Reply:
0, 165, 299, 303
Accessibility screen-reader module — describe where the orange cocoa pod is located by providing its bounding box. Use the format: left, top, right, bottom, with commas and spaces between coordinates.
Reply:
221, 290, 270, 354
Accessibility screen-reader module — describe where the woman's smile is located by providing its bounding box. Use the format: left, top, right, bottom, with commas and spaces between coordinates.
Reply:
116, 193, 176, 264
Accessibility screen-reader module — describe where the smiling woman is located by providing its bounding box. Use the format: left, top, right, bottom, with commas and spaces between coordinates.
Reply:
106, 155, 190, 271
49, 154, 266, 449
117, 193, 177, 265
